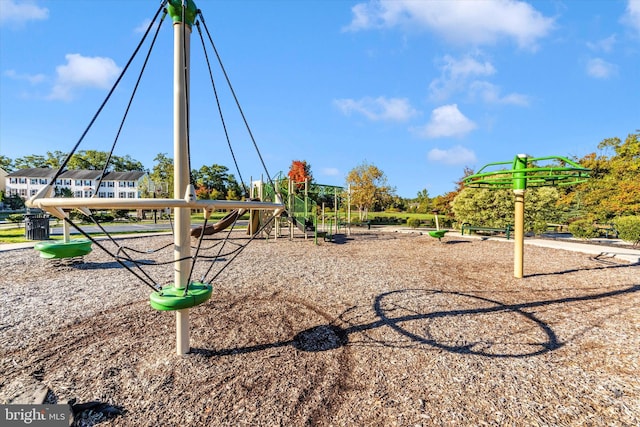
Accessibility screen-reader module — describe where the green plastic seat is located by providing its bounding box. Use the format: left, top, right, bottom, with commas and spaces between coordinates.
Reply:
149, 282, 213, 311
34, 239, 93, 259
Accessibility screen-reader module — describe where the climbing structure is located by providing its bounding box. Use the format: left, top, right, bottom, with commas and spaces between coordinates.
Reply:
26, 0, 284, 355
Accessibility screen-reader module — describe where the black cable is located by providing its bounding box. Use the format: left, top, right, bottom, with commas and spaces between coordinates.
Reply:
48, 1, 168, 186
195, 21, 248, 197
63, 217, 160, 292
95, 10, 168, 192
197, 10, 276, 190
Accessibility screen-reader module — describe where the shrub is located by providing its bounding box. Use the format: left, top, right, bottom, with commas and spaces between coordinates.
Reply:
568, 219, 598, 239
532, 219, 548, 236
7, 214, 24, 223
407, 218, 421, 228
614, 216, 640, 246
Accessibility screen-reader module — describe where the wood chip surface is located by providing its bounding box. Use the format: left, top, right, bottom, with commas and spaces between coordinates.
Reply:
1, 229, 638, 426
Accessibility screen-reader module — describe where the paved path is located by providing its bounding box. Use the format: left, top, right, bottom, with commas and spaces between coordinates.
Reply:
375, 226, 640, 264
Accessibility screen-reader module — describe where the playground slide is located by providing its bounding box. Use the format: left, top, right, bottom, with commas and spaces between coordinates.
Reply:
191, 208, 247, 238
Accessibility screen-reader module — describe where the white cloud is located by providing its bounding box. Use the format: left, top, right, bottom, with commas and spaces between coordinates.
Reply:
586, 58, 617, 79
427, 146, 477, 165
469, 81, 530, 106
0, 0, 48, 27
321, 167, 340, 177
429, 54, 496, 101
586, 34, 617, 53
621, 0, 640, 34
4, 69, 46, 84
334, 96, 418, 122
48, 53, 121, 101
414, 104, 476, 139
134, 18, 153, 34
344, 0, 555, 50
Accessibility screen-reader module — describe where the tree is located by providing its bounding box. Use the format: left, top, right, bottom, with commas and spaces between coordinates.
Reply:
288, 160, 313, 192
415, 189, 431, 213
346, 162, 394, 221
452, 186, 562, 231
65, 150, 145, 171
191, 164, 242, 200
562, 133, 640, 220
14, 155, 48, 169
0, 155, 14, 172
150, 153, 174, 198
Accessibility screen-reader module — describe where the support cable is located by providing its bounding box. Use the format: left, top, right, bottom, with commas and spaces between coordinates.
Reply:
195, 21, 248, 196
47, 1, 168, 186
197, 11, 276, 190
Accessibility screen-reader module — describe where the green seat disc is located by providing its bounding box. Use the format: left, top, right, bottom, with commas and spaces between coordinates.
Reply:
149, 282, 213, 311
34, 239, 93, 259
428, 230, 448, 239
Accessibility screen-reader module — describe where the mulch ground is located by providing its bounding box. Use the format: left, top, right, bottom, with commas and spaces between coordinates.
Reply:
1, 229, 638, 426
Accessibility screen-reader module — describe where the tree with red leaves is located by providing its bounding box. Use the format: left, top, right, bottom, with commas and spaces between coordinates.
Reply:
288, 160, 313, 191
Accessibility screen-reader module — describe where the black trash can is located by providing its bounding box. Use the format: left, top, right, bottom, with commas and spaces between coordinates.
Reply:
24, 214, 51, 240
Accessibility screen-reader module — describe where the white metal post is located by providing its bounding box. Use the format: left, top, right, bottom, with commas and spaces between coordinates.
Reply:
173, 20, 192, 355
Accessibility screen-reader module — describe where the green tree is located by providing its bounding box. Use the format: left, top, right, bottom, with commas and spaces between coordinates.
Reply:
452, 186, 561, 232
150, 153, 174, 198
415, 189, 431, 213
562, 133, 640, 220
346, 162, 394, 221
65, 150, 145, 171
14, 155, 48, 169
0, 155, 14, 172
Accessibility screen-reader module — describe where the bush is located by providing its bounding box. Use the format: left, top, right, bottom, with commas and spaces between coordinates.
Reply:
407, 218, 421, 228
7, 214, 24, 223
614, 216, 640, 246
568, 219, 599, 239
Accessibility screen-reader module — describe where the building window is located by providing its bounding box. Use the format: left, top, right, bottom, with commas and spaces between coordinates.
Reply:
75, 191, 83, 197
39, 178, 48, 185
84, 180, 92, 186
119, 191, 126, 198
9, 177, 17, 184
30, 178, 38, 185
108, 192, 115, 198
75, 180, 82, 186
98, 192, 106, 198
30, 189, 38, 196
20, 189, 28, 197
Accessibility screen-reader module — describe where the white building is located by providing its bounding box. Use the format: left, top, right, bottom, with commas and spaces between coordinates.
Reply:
5, 168, 147, 200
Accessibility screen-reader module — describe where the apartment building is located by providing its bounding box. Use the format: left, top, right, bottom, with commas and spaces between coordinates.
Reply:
5, 168, 147, 200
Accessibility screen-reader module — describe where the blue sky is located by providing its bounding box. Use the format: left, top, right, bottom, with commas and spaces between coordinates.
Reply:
1, 0, 639, 198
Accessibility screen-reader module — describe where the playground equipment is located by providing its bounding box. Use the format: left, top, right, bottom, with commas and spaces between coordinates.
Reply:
26, 0, 283, 355
34, 219, 93, 259
464, 154, 589, 278
428, 209, 448, 241
252, 174, 347, 243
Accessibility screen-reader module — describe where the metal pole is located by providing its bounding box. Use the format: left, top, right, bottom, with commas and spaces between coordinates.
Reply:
171, 2, 194, 355
513, 154, 528, 279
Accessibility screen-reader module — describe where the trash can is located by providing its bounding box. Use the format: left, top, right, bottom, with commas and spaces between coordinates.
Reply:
24, 214, 51, 240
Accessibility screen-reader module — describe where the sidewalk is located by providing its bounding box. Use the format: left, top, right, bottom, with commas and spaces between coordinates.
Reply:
3, 227, 640, 264
374, 226, 640, 264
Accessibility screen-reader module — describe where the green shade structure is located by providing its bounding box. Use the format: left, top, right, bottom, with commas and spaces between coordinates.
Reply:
463, 155, 590, 278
